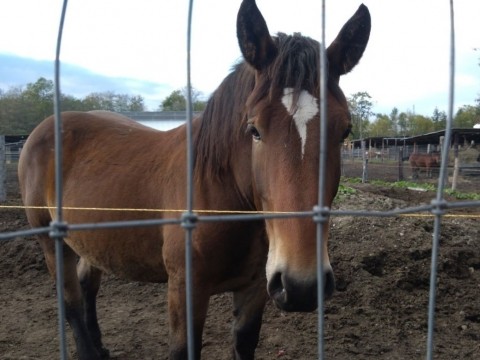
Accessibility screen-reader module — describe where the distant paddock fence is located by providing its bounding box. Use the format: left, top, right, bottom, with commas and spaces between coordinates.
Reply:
2, 138, 479, 197
341, 142, 480, 191
1, 1, 479, 360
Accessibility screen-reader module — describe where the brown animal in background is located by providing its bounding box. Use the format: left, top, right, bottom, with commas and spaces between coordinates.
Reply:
409, 152, 440, 179
18, 1, 370, 359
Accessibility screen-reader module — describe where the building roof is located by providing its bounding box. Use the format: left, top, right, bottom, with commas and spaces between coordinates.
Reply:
351, 128, 480, 148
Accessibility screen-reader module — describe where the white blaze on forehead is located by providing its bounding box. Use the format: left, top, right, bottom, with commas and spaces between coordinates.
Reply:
281, 88, 319, 157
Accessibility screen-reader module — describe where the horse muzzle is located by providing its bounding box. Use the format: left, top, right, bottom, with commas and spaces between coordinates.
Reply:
267, 269, 335, 312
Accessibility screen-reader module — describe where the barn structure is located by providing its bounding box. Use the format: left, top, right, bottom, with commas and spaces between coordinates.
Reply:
342, 128, 480, 185
347, 128, 480, 160
2, 124, 480, 193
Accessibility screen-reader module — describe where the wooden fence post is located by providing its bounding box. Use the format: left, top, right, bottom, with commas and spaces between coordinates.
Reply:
451, 133, 459, 191
438, 135, 448, 186
361, 140, 368, 183
398, 146, 404, 181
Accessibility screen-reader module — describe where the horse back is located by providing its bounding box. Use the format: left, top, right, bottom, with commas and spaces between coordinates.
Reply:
19, 111, 178, 219
18, 111, 191, 279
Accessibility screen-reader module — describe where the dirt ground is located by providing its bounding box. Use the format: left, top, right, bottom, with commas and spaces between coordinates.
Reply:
1, 163, 480, 360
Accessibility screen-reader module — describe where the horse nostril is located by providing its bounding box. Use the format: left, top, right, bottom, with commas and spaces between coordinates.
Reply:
267, 270, 335, 311
325, 270, 335, 299
267, 272, 284, 297
267, 272, 290, 308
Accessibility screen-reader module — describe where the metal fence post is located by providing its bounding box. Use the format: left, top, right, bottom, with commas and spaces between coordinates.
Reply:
398, 146, 404, 181
0, 135, 5, 202
361, 140, 368, 183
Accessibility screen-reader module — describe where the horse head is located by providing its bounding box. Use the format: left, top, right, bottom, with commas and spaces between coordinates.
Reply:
237, 0, 370, 311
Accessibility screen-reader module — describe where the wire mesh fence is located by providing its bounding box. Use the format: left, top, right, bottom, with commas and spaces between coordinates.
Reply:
1, 0, 480, 360
342, 157, 480, 193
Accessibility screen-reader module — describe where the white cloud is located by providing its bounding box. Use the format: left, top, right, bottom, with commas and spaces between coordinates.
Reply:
0, 0, 478, 115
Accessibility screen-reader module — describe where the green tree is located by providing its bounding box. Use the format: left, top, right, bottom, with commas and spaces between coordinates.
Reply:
0, 86, 25, 134
454, 105, 480, 128
0, 78, 55, 134
181, 86, 206, 111
348, 91, 373, 139
82, 92, 115, 111
160, 87, 206, 111
397, 112, 408, 137
389, 107, 399, 136
81, 92, 145, 112
60, 94, 85, 111
370, 114, 394, 137
431, 107, 447, 131
128, 95, 145, 112
24, 77, 55, 123
113, 94, 145, 112
407, 114, 435, 135
161, 90, 186, 111
0, 78, 146, 134
372, 107, 400, 137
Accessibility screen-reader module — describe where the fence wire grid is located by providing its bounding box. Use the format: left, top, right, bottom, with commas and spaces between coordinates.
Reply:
1, 0, 479, 360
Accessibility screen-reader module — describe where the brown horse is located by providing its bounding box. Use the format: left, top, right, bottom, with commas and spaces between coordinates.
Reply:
409, 152, 440, 179
18, 1, 370, 359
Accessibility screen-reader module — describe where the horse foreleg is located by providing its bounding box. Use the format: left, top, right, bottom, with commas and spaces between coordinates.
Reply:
412, 167, 419, 179
167, 279, 210, 360
232, 279, 267, 360
77, 258, 109, 358
38, 237, 102, 360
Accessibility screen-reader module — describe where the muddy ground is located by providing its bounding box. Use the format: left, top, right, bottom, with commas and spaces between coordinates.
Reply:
1, 163, 479, 359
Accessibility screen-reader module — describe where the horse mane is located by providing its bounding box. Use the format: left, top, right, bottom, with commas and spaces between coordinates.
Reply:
195, 32, 340, 179
194, 62, 255, 179
248, 33, 322, 113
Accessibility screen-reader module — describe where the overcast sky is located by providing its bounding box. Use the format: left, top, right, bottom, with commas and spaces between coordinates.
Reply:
0, 0, 479, 115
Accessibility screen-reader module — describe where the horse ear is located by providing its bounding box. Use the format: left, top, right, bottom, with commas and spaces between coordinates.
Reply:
327, 4, 371, 81
237, 0, 278, 70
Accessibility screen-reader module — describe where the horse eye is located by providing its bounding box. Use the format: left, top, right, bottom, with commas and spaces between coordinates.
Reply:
246, 124, 262, 141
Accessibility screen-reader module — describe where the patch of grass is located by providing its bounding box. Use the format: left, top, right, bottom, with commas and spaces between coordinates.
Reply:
338, 184, 356, 196
372, 179, 437, 192
341, 176, 362, 184
341, 177, 480, 200
444, 189, 480, 200
334, 184, 357, 203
